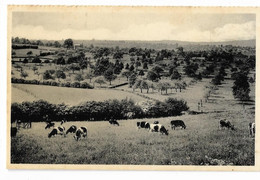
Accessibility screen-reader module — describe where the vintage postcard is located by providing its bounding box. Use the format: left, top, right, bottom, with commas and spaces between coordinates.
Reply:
7, 6, 259, 171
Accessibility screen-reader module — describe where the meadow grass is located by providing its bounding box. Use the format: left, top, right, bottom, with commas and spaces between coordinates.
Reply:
12, 84, 147, 105
11, 111, 254, 165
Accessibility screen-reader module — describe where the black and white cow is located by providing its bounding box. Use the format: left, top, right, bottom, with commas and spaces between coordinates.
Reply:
61, 119, 67, 125
149, 124, 169, 135
137, 121, 150, 129
45, 122, 55, 129
74, 126, 88, 141
66, 125, 77, 135
48, 126, 65, 138
154, 121, 159, 124
249, 122, 255, 137
219, 120, 235, 130
171, 120, 186, 130
109, 119, 119, 126
11, 127, 18, 137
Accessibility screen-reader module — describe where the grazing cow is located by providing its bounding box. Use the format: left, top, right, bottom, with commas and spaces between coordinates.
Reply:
66, 125, 77, 135
154, 121, 159, 124
150, 124, 169, 135
219, 120, 235, 130
109, 119, 119, 126
11, 127, 18, 137
138, 121, 150, 129
171, 120, 186, 130
137, 122, 141, 128
61, 119, 66, 125
249, 122, 255, 137
74, 126, 88, 141
45, 122, 55, 129
48, 126, 65, 138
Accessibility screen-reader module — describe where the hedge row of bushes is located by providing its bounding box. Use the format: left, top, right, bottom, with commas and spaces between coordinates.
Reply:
11, 98, 189, 123
11, 78, 93, 89
12, 44, 38, 49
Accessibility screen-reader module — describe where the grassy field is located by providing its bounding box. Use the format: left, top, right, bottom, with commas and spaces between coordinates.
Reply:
12, 84, 147, 105
10, 73, 255, 165
11, 111, 254, 165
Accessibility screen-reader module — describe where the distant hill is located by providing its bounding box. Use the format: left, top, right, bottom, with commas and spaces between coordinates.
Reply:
38, 39, 255, 50
74, 39, 256, 49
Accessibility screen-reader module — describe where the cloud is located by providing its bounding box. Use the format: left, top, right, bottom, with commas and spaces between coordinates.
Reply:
12, 21, 255, 42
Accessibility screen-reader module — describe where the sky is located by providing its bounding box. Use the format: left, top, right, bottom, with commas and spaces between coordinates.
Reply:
12, 11, 255, 42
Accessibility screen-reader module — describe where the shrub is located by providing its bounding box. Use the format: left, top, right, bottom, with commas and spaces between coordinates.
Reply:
71, 82, 80, 88
80, 82, 93, 89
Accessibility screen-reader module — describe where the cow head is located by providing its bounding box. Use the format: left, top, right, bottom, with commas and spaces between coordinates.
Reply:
165, 130, 169, 136
48, 133, 51, 138
231, 125, 235, 131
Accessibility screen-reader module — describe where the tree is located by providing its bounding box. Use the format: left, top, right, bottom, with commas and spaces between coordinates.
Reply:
157, 82, 171, 94
20, 71, 28, 79
23, 58, 28, 64
54, 41, 61, 48
85, 70, 95, 83
125, 63, 129, 70
139, 70, 145, 77
121, 70, 131, 81
32, 66, 38, 74
74, 73, 84, 82
56, 57, 65, 65
147, 71, 160, 82
43, 70, 54, 80
79, 59, 88, 73
129, 64, 135, 71
32, 56, 41, 63
94, 76, 106, 87
64, 38, 74, 49
170, 70, 181, 80
69, 64, 80, 74
152, 66, 164, 75
56, 70, 66, 81
104, 68, 117, 85
140, 80, 149, 93
143, 62, 148, 69
232, 73, 250, 102
129, 72, 137, 87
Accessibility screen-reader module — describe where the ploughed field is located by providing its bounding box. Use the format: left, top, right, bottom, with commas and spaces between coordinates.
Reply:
11, 112, 254, 165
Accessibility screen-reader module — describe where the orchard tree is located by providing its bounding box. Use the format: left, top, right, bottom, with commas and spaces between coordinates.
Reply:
139, 70, 145, 77
85, 70, 95, 83
121, 70, 131, 81
74, 73, 84, 82
232, 73, 250, 102
32, 66, 38, 74
20, 71, 28, 79
143, 62, 148, 69
56, 70, 66, 81
104, 68, 117, 85
147, 71, 160, 82
43, 70, 54, 80
63, 38, 74, 49
94, 76, 106, 88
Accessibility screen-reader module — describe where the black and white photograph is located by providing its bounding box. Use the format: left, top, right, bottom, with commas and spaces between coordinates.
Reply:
7, 6, 259, 170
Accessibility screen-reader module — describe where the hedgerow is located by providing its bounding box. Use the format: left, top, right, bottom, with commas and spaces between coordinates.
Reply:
11, 98, 189, 122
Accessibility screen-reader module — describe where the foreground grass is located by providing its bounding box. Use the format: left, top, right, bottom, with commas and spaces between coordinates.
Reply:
11, 112, 254, 165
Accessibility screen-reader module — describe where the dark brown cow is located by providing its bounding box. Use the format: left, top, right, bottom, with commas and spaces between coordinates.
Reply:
219, 120, 235, 130
171, 120, 186, 130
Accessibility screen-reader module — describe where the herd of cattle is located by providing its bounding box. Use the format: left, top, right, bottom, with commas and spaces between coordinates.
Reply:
11, 118, 255, 139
